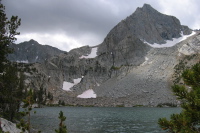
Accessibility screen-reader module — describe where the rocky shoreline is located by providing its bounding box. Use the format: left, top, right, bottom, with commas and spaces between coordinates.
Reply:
0, 118, 27, 133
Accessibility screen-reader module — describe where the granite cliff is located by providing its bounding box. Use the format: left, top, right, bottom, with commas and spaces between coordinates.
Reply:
9, 4, 200, 107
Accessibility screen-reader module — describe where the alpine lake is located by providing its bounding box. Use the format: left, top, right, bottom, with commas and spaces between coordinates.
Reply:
29, 106, 181, 133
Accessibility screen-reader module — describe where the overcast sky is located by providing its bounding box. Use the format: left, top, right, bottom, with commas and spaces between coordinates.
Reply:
2, 0, 200, 51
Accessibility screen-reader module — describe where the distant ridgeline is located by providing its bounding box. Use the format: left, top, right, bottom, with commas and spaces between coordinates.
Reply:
8, 39, 65, 63
8, 4, 200, 107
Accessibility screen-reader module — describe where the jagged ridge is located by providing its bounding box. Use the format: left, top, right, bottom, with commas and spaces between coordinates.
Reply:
8, 39, 65, 63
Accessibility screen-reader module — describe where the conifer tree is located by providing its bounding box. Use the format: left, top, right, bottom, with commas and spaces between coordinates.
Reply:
55, 111, 68, 133
37, 87, 44, 107
0, 0, 21, 121
0, 0, 21, 72
158, 63, 200, 132
17, 89, 35, 133
0, 64, 25, 121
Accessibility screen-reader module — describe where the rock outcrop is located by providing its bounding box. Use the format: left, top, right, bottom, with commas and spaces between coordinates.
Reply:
0, 118, 27, 133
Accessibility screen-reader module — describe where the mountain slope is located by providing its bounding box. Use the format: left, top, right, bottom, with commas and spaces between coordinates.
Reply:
97, 3, 192, 68
8, 39, 65, 63
12, 4, 200, 107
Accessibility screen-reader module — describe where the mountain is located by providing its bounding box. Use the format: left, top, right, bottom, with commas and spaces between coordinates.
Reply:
99, 4, 191, 46
97, 3, 192, 67
8, 39, 65, 63
9, 4, 200, 107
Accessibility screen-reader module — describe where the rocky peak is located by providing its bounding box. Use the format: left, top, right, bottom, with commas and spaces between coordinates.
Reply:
101, 4, 192, 46
135, 4, 158, 14
8, 39, 65, 63
28, 39, 39, 45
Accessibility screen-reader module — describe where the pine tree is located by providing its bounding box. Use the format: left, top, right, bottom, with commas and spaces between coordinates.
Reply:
23, 89, 34, 133
17, 89, 35, 133
158, 63, 200, 132
0, 0, 21, 72
47, 91, 53, 101
0, 65, 25, 121
55, 111, 68, 133
38, 87, 44, 107
0, 0, 21, 121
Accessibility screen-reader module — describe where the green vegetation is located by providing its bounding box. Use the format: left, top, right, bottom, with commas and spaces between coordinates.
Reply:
173, 54, 198, 84
158, 62, 200, 132
0, 2, 68, 133
133, 105, 143, 107
157, 103, 177, 107
0, 0, 21, 72
0, 65, 26, 121
116, 104, 124, 107
110, 65, 121, 70
82, 105, 95, 107
33, 87, 46, 108
55, 111, 68, 133
58, 100, 65, 106
13, 62, 38, 74
17, 89, 35, 133
47, 91, 54, 101
0, 0, 22, 121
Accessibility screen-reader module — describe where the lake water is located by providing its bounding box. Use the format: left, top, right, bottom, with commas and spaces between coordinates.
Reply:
30, 107, 181, 133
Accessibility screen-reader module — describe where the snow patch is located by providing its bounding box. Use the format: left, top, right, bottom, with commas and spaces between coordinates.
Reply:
62, 82, 74, 91
144, 31, 195, 48
49, 62, 58, 68
96, 82, 100, 87
80, 47, 98, 59
74, 78, 82, 84
62, 77, 83, 91
77, 89, 97, 98
140, 57, 149, 66
16, 60, 29, 63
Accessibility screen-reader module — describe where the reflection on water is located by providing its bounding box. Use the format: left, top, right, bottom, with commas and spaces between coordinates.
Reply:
31, 107, 181, 133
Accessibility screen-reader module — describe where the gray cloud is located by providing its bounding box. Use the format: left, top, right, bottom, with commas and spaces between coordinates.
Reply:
2, 0, 200, 51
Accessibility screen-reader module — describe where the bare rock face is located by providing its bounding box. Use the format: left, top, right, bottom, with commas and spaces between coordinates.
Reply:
101, 4, 191, 45
178, 33, 200, 55
97, 34, 151, 67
